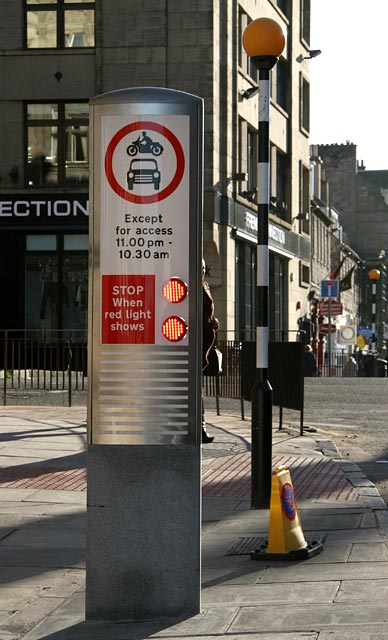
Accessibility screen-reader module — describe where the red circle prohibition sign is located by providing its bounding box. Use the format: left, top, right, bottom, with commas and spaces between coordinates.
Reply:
280, 483, 297, 521
104, 120, 185, 205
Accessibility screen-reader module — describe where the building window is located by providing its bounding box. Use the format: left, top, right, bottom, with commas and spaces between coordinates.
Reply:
276, 0, 290, 18
269, 253, 288, 340
26, 0, 95, 49
274, 148, 289, 220
238, 119, 258, 203
26, 102, 89, 187
236, 240, 256, 340
238, 8, 258, 82
269, 147, 289, 221
25, 233, 88, 333
300, 163, 310, 234
247, 128, 258, 200
275, 58, 289, 113
299, 260, 310, 287
300, 0, 310, 46
300, 75, 310, 134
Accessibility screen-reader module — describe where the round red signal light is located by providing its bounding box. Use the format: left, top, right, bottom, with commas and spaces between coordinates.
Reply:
162, 316, 187, 342
162, 278, 188, 304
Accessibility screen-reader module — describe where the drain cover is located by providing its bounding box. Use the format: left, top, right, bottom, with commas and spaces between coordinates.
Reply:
226, 536, 267, 555
226, 534, 327, 556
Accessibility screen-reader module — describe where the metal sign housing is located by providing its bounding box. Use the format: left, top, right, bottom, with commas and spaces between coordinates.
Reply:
88, 87, 203, 445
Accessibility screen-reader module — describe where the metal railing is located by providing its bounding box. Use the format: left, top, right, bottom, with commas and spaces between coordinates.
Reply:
0, 330, 87, 406
1, 329, 384, 407
319, 351, 387, 378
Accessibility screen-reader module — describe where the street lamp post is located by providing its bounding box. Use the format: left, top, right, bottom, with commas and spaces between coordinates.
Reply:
242, 18, 285, 509
368, 268, 380, 375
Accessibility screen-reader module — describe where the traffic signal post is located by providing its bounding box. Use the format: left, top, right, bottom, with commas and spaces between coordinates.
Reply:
86, 88, 203, 620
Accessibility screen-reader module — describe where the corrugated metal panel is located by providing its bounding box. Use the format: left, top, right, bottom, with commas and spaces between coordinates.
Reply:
93, 346, 190, 443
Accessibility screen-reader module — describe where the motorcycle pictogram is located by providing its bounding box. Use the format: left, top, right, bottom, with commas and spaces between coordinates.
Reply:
126, 131, 164, 157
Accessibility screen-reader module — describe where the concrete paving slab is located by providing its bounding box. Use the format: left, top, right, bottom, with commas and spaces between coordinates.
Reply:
23, 489, 86, 504
292, 499, 364, 510
47, 590, 85, 616
0, 488, 37, 501
334, 578, 388, 602
0, 502, 84, 515
0, 546, 85, 568
376, 511, 388, 526
0, 596, 66, 639
348, 542, 388, 562
24, 607, 240, 640
45, 514, 86, 530
201, 565, 268, 586
262, 561, 388, 582
202, 581, 339, 606
322, 529, 384, 542
0, 526, 17, 542
229, 602, 388, 633
297, 513, 364, 530
0, 585, 37, 610
23, 617, 87, 640
204, 553, 264, 573
43, 570, 85, 598
0, 567, 71, 589
155, 633, 319, 640
0, 526, 86, 548
359, 496, 387, 509
207, 517, 269, 535
0, 631, 20, 640
0, 456, 50, 466
348, 477, 376, 488
4, 442, 85, 454
289, 542, 351, 563
199, 539, 240, 560
318, 628, 388, 639
0, 507, 63, 521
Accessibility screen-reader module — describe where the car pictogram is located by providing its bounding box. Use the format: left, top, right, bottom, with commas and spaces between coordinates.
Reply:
127, 159, 161, 191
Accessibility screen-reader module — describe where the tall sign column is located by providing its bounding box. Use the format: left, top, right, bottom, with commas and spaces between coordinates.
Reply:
86, 87, 203, 620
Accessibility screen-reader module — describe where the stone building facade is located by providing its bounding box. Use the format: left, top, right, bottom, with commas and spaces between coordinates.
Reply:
0, 0, 316, 342
316, 143, 388, 355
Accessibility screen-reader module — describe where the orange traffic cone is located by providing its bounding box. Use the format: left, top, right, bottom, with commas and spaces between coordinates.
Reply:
251, 466, 324, 561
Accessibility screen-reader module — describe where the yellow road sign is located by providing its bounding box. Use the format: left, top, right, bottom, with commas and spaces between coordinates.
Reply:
356, 334, 366, 349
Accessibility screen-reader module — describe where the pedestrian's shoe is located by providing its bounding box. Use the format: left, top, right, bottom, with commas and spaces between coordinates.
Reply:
202, 426, 214, 444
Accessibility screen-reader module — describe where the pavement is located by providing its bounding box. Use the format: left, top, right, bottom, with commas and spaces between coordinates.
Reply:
0, 405, 388, 639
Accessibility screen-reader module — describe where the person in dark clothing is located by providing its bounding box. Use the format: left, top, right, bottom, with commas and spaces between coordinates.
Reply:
304, 344, 317, 377
202, 260, 219, 443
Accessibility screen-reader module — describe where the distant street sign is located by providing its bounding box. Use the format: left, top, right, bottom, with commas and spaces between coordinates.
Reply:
319, 300, 343, 316
319, 323, 336, 335
358, 327, 377, 339
339, 325, 356, 344
320, 279, 339, 298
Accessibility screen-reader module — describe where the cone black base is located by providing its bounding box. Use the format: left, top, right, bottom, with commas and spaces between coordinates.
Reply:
251, 540, 324, 561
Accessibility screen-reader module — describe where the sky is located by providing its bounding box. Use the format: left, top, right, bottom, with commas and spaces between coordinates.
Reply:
310, 0, 388, 170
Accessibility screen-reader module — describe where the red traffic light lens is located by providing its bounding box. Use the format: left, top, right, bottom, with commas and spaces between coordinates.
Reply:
162, 278, 188, 303
162, 316, 187, 342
